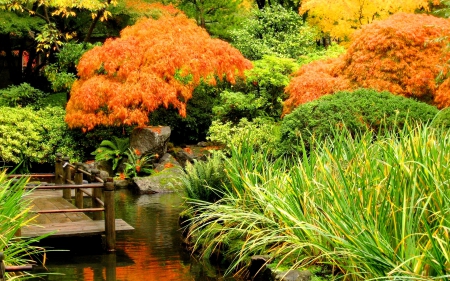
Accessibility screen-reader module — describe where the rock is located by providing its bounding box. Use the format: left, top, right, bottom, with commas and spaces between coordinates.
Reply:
114, 179, 131, 189
274, 270, 312, 281
249, 255, 273, 281
133, 166, 185, 194
79, 162, 93, 173
99, 170, 110, 182
96, 160, 113, 176
154, 153, 182, 172
197, 141, 208, 147
175, 150, 196, 167
130, 126, 171, 158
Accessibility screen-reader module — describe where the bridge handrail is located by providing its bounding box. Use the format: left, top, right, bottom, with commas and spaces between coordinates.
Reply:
12, 153, 116, 251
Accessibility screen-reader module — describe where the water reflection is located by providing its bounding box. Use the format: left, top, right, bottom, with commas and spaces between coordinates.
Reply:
33, 190, 236, 281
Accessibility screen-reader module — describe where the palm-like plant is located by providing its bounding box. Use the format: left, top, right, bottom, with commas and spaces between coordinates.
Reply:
91, 137, 130, 172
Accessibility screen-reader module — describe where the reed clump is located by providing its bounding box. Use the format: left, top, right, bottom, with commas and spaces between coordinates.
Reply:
0, 172, 47, 279
183, 123, 450, 280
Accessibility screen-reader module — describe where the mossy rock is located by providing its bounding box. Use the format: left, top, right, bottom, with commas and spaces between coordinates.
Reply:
133, 166, 185, 194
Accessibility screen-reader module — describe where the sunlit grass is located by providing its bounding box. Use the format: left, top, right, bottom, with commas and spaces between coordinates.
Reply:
184, 123, 450, 280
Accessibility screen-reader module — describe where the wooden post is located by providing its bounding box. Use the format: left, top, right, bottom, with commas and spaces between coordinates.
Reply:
62, 156, 71, 200
54, 153, 63, 185
74, 163, 83, 209
104, 178, 116, 251
15, 227, 21, 237
91, 169, 102, 220
0, 252, 5, 281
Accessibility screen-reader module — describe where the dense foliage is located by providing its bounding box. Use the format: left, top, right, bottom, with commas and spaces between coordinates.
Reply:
300, 0, 437, 39
0, 83, 48, 108
284, 13, 450, 114
0, 106, 81, 169
213, 55, 300, 123
230, 4, 319, 60
148, 81, 224, 144
280, 89, 439, 155
181, 151, 228, 203
184, 124, 450, 280
431, 107, 450, 129
340, 13, 450, 105
176, 0, 245, 39
207, 117, 280, 154
66, 7, 252, 130
44, 42, 98, 94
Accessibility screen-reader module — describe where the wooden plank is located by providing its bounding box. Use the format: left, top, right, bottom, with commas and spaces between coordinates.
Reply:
28, 197, 91, 224
21, 219, 134, 238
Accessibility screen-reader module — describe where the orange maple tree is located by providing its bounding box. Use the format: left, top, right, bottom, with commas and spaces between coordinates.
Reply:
284, 13, 450, 115
65, 5, 252, 130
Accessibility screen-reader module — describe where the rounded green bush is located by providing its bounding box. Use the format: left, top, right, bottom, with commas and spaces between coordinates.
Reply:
280, 89, 439, 155
0, 106, 82, 170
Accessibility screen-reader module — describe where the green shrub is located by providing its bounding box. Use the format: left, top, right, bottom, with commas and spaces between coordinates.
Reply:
230, 4, 319, 60
207, 117, 280, 155
297, 43, 346, 65
213, 56, 299, 123
280, 89, 439, 155
44, 42, 98, 93
431, 107, 450, 129
0, 106, 82, 170
40, 92, 67, 108
0, 83, 48, 108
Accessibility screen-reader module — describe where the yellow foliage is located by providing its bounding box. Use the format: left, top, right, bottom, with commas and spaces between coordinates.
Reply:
300, 0, 439, 39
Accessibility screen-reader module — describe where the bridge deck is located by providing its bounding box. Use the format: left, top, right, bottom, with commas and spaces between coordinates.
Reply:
21, 190, 134, 238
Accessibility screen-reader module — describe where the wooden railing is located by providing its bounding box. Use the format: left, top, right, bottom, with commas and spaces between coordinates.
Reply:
8, 153, 117, 251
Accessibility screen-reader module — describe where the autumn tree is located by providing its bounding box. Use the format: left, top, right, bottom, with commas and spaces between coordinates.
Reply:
300, 0, 439, 39
65, 6, 252, 131
284, 13, 450, 114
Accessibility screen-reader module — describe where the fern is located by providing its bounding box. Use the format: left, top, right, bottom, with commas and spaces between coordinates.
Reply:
91, 137, 130, 171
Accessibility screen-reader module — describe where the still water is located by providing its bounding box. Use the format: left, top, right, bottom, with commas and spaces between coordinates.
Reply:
34, 189, 236, 281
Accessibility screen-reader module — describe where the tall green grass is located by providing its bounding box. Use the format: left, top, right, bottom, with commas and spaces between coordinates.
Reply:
184, 123, 450, 280
0, 171, 46, 279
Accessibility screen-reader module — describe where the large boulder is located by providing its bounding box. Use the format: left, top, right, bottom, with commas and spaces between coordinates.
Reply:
130, 126, 171, 157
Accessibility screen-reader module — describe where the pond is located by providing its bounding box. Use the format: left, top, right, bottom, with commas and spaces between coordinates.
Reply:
33, 189, 237, 281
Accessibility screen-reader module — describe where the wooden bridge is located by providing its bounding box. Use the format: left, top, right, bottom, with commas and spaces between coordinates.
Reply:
10, 153, 134, 251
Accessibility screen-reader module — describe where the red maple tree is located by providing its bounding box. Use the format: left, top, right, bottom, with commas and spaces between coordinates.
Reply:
65, 5, 252, 130
284, 13, 450, 115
